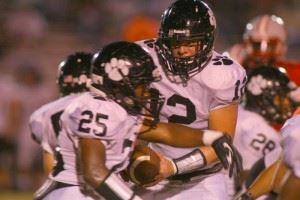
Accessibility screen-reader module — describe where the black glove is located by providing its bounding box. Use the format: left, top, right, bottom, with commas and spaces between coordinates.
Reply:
212, 134, 243, 178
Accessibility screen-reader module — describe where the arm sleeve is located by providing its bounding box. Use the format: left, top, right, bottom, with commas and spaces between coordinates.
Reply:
201, 61, 247, 111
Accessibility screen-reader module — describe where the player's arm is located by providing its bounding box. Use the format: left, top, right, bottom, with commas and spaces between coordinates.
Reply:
278, 172, 300, 200
138, 122, 225, 148
138, 103, 241, 178
179, 103, 241, 178
79, 138, 141, 200
236, 159, 290, 200
208, 102, 242, 176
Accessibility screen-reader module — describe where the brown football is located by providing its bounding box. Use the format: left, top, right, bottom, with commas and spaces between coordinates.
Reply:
126, 144, 160, 185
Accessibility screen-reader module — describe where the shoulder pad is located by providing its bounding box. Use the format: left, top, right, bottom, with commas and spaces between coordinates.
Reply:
200, 54, 246, 90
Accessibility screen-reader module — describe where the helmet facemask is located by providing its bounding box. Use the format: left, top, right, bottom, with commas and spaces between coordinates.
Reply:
250, 88, 295, 124
156, 35, 213, 84
90, 41, 165, 126
245, 37, 285, 64
107, 73, 164, 118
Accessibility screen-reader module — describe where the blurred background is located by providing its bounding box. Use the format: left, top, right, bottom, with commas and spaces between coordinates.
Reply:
0, 0, 300, 199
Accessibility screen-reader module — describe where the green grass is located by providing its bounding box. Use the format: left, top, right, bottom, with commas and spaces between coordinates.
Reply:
0, 191, 33, 200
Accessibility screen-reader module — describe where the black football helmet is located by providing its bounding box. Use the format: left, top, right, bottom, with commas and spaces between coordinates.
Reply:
156, 0, 216, 83
244, 66, 297, 124
91, 41, 164, 122
57, 52, 93, 96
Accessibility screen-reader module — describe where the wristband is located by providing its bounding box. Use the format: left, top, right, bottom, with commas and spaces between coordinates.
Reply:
172, 149, 207, 175
202, 130, 223, 145
95, 172, 141, 200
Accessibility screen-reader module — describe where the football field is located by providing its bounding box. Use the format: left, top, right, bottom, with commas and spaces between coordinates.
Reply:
0, 191, 33, 200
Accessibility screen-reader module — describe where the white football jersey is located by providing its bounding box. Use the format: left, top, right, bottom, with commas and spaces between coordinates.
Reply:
29, 94, 81, 154
234, 106, 282, 170
53, 92, 142, 185
281, 115, 300, 178
136, 39, 247, 158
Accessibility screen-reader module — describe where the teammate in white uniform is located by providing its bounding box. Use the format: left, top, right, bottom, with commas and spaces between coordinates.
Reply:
228, 66, 298, 199
235, 114, 300, 200
39, 41, 238, 200
29, 52, 93, 199
134, 0, 246, 199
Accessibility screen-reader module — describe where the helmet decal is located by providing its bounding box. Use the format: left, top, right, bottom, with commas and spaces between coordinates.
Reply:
247, 74, 271, 95
103, 58, 130, 81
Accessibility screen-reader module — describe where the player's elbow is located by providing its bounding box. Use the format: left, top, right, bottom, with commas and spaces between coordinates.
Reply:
82, 168, 107, 188
82, 171, 97, 188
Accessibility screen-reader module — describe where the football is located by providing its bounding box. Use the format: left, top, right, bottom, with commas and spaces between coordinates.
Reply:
126, 144, 160, 185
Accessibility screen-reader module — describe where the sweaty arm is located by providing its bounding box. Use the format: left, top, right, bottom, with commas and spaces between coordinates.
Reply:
208, 103, 242, 177
139, 103, 241, 178
138, 122, 224, 148
163, 103, 240, 177
238, 159, 291, 200
208, 102, 239, 161
79, 138, 141, 200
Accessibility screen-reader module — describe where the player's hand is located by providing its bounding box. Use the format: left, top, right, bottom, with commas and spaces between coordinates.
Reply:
157, 152, 177, 178
212, 134, 243, 178
141, 152, 176, 187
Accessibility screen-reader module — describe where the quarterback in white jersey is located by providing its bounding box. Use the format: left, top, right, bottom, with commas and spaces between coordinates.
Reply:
135, 0, 246, 199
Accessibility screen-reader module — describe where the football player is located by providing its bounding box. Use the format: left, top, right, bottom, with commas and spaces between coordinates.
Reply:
235, 112, 300, 200
29, 52, 93, 199
39, 41, 239, 200
227, 66, 298, 198
228, 14, 300, 85
134, 0, 246, 199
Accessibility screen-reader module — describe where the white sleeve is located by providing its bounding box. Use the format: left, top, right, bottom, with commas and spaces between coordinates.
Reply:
29, 109, 54, 154
29, 111, 44, 144
200, 59, 247, 111
282, 117, 300, 178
